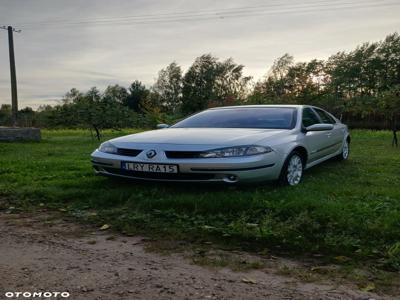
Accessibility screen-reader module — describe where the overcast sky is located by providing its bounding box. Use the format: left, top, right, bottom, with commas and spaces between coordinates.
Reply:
0, 0, 399, 109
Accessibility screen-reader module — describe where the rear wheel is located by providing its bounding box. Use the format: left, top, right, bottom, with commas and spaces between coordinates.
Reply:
336, 139, 350, 161
279, 151, 304, 186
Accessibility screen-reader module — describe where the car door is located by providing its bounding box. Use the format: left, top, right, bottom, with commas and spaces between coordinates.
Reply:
301, 107, 332, 163
313, 108, 344, 155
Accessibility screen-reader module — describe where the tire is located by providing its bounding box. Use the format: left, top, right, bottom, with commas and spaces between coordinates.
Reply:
279, 151, 304, 186
336, 139, 350, 161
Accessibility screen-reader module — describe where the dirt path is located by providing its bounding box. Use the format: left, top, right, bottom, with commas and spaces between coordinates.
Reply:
0, 212, 387, 300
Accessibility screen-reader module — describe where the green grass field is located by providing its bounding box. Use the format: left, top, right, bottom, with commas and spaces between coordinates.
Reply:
0, 129, 399, 270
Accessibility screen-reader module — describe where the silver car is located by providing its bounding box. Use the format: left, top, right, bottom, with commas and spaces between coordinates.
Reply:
91, 105, 350, 186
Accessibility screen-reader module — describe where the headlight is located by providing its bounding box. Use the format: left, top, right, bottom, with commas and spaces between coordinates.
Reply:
98, 142, 118, 154
199, 145, 272, 158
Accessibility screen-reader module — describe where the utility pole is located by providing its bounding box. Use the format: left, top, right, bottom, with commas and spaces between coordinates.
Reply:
1, 25, 21, 127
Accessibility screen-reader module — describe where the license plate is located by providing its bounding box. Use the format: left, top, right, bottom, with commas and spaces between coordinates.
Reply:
121, 162, 178, 173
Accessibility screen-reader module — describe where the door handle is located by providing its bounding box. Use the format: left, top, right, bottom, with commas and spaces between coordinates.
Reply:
326, 133, 332, 137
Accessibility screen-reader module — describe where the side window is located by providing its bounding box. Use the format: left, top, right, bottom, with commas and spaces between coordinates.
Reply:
302, 108, 320, 127
314, 109, 336, 124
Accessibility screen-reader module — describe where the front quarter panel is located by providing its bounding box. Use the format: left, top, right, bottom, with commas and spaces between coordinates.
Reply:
256, 130, 302, 172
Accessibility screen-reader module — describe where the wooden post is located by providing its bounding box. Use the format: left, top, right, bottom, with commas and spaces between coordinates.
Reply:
8, 26, 18, 127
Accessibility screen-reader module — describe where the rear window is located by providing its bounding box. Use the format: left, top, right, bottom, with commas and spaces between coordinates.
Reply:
172, 107, 297, 129
314, 108, 336, 124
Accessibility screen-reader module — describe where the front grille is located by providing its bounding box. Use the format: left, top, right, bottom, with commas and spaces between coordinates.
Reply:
117, 148, 142, 157
165, 151, 202, 159
102, 167, 215, 181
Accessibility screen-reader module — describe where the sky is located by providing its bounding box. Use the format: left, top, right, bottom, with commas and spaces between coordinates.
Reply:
0, 0, 399, 109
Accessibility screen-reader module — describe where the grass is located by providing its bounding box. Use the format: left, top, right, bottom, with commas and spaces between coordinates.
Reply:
0, 129, 400, 271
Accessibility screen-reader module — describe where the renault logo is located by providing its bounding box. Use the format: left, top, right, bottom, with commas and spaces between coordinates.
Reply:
146, 150, 157, 159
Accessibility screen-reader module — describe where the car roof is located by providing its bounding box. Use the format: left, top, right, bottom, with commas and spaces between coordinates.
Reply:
208, 104, 306, 110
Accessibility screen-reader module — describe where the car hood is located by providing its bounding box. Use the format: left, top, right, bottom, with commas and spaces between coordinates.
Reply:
110, 128, 288, 148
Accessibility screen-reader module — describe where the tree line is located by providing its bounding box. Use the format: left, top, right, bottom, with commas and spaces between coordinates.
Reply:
0, 32, 399, 142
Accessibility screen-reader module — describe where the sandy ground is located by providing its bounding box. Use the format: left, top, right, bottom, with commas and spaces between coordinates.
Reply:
0, 211, 389, 300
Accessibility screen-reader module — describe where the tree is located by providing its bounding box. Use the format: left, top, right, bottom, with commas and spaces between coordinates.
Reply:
36, 105, 56, 128
270, 54, 294, 81
252, 33, 400, 123
213, 58, 251, 106
378, 85, 400, 146
45, 87, 137, 139
181, 54, 218, 113
254, 54, 294, 102
377, 33, 400, 92
124, 81, 150, 112
6, 32, 400, 132
103, 85, 129, 104
181, 54, 250, 113
0, 104, 11, 126
18, 107, 35, 127
62, 88, 83, 104
75, 87, 136, 140
153, 62, 182, 113
254, 55, 330, 106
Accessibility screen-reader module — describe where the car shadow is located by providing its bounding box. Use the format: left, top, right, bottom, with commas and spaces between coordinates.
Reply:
96, 156, 350, 193
101, 175, 265, 192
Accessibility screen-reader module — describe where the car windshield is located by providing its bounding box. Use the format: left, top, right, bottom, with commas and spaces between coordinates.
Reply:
172, 107, 297, 129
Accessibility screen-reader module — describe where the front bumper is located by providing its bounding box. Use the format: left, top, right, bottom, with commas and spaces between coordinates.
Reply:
91, 149, 284, 183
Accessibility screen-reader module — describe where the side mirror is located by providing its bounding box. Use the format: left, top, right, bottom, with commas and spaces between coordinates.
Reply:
306, 123, 334, 132
157, 123, 170, 129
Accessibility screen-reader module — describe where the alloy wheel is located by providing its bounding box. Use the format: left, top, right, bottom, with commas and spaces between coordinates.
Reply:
342, 140, 349, 160
287, 154, 303, 186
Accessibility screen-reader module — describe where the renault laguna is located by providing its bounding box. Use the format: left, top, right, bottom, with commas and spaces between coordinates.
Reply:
91, 105, 350, 186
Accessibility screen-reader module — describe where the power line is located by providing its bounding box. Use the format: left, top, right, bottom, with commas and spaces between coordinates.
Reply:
13, 0, 360, 25
12, 0, 399, 29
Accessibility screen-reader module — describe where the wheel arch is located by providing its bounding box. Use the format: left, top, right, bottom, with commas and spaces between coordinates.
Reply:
289, 145, 308, 165
278, 145, 307, 186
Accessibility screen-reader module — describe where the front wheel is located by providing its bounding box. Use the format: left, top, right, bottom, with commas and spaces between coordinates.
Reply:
279, 151, 304, 186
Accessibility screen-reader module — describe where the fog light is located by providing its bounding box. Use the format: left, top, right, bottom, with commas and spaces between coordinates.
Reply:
225, 175, 238, 182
